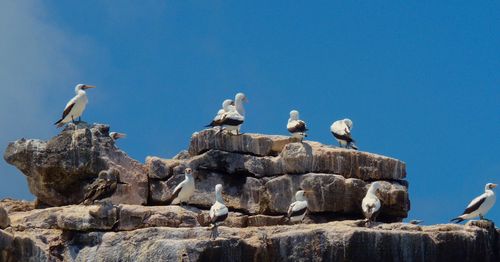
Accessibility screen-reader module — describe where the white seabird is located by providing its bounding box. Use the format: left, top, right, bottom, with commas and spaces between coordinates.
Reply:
169, 168, 195, 206
362, 182, 382, 226
205, 99, 234, 128
330, 118, 358, 150
109, 132, 126, 141
287, 190, 310, 223
54, 84, 96, 127
451, 183, 497, 223
287, 110, 308, 142
233, 93, 248, 133
209, 184, 228, 240
217, 105, 245, 135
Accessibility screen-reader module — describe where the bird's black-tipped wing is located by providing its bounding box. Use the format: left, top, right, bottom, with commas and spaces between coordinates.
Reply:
83, 180, 116, 203
54, 102, 75, 125
211, 212, 228, 224
332, 132, 355, 143
220, 117, 244, 126
168, 185, 183, 204
462, 196, 486, 215
288, 206, 307, 218
288, 120, 308, 133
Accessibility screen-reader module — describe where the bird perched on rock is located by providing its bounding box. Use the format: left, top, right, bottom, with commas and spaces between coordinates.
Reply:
233, 93, 248, 134
451, 183, 497, 223
205, 99, 234, 128
109, 132, 126, 141
330, 118, 358, 150
55, 84, 96, 127
169, 168, 195, 206
209, 184, 228, 240
287, 110, 308, 142
362, 182, 382, 227
217, 106, 245, 135
287, 190, 310, 223
82, 169, 125, 205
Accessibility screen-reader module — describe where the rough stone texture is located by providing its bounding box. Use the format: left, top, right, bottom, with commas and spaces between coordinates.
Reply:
0, 207, 9, 229
189, 129, 294, 157
187, 130, 406, 180
3, 123, 148, 206
1, 220, 499, 262
149, 171, 409, 220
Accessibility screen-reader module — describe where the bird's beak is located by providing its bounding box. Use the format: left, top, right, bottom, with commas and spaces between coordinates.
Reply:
492, 184, 498, 188
83, 85, 96, 90
116, 133, 126, 139
303, 190, 313, 195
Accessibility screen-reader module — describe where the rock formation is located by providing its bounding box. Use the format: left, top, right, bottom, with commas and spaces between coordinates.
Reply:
1, 124, 497, 261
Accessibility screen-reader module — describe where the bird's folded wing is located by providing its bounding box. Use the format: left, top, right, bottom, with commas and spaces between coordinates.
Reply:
463, 194, 486, 214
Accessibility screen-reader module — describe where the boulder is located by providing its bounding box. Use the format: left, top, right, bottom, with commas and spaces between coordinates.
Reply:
3, 123, 148, 206
0, 207, 10, 229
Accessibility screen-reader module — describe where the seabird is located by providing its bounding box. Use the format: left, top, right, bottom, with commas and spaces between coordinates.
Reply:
205, 99, 234, 128
409, 220, 423, 225
451, 183, 497, 223
233, 93, 248, 133
287, 190, 310, 223
209, 184, 228, 240
362, 182, 382, 227
169, 168, 195, 206
54, 84, 96, 127
82, 169, 125, 205
217, 106, 245, 135
109, 132, 126, 140
287, 110, 308, 142
330, 118, 358, 150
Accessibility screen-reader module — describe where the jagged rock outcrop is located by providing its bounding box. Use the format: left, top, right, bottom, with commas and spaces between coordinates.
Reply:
3, 123, 148, 206
1, 206, 499, 262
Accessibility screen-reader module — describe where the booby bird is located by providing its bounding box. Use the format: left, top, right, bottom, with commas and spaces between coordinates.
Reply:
209, 184, 228, 240
451, 183, 497, 223
109, 132, 126, 141
205, 99, 234, 128
218, 106, 245, 135
169, 168, 195, 206
330, 118, 358, 150
233, 93, 248, 133
54, 84, 96, 127
287, 190, 310, 223
362, 182, 382, 227
287, 110, 308, 142
82, 169, 125, 205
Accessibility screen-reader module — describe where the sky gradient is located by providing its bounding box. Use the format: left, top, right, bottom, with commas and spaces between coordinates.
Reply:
0, 1, 499, 225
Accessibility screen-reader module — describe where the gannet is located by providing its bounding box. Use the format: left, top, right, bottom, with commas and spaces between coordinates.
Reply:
330, 118, 358, 150
287, 190, 310, 223
109, 132, 126, 141
205, 99, 234, 128
233, 93, 248, 133
54, 84, 96, 127
169, 168, 195, 206
217, 106, 245, 135
82, 169, 125, 205
451, 183, 497, 223
209, 184, 228, 240
362, 182, 382, 227
287, 110, 308, 142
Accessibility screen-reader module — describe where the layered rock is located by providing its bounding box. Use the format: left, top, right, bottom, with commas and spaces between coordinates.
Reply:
1, 217, 499, 261
3, 123, 148, 206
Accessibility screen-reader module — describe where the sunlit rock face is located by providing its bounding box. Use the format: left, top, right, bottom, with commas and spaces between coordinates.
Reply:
3, 123, 148, 206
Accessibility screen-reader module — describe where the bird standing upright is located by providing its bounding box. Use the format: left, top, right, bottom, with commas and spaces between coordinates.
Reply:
451, 183, 497, 223
209, 184, 228, 240
233, 93, 248, 134
55, 84, 96, 127
362, 182, 382, 227
287, 190, 310, 223
330, 118, 358, 150
169, 168, 195, 206
205, 99, 234, 128
287, 110, 308, 142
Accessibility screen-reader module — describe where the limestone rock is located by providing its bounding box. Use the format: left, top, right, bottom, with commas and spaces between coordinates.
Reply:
0, 207, 10, 229
3, 123, 148, 206
189, 129, 292, 157
2, 221, 499, 261
0, 199, 35, 213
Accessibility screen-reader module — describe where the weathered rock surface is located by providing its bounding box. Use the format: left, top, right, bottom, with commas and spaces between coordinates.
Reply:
3, 123, 148, 206
149, 171, 409, 220
1, 219, 499, 261
0, 207, 9, 229
188, 130, 406, 180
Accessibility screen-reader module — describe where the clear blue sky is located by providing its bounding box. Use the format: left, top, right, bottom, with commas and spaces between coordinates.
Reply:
0, 1, 498, 225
